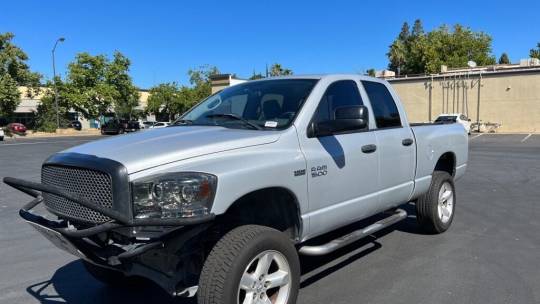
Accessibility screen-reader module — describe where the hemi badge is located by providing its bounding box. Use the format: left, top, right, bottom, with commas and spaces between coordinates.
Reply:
294, 169, 306, 176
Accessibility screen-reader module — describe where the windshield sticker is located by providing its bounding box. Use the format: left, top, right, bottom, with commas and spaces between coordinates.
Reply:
264, 121, 278, 128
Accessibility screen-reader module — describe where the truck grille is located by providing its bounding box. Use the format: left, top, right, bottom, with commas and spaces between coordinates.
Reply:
41, 165, 114, 223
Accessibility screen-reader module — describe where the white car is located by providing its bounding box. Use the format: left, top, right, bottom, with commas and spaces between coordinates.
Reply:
435, 113, 472, 134
0, 128, 4, 141
148, 121, 170, 129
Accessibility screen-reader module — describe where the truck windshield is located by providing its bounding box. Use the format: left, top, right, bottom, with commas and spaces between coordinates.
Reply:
175, 79, 319, 130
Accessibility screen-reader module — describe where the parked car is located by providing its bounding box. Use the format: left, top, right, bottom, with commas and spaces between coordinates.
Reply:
435, 113, 472, 134
123, 120, 140, 132
138, 120, 148, 129
5, 75, 468, 304
0, 128, 4, 141
101, 119, 140, 135
69, 120, 82, 131
141, 121, 155, 129
7, 123, 27, 135
148, 121, 170, 128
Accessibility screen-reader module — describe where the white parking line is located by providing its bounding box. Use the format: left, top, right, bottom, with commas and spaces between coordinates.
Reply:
470, 134, 483, 140
521, 134, 532, 143
0, 139, 92, 147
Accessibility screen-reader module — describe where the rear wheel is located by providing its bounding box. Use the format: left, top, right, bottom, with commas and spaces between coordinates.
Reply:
198, 225, 300, 304
416, 171, 456, 234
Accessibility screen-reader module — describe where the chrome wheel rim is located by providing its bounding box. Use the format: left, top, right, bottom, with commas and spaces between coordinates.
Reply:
237, 250, 291, 304
437, 182, 454, 224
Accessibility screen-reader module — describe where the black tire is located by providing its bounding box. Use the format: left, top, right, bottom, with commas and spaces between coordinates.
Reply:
83, 261, 143, 287
416, 171, 456, 234
198, 225, 300, 304
118, 128, 124, 134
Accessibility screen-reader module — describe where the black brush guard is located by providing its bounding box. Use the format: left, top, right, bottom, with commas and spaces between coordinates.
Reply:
4, 176, 215, 263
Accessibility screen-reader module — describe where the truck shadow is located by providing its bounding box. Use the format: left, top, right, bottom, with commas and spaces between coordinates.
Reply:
26, 261, 195, 304
26, 204, 423, 303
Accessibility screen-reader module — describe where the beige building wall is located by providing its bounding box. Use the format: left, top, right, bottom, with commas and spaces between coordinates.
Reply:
389, 71, 540, 133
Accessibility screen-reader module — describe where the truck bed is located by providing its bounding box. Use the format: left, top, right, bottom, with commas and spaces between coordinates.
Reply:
409, 122, 468, 200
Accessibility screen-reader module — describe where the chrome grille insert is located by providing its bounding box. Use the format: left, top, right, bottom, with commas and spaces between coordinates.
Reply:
41, 165, 113, 223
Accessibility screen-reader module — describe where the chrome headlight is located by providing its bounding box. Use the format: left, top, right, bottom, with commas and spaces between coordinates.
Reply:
132, 172, 217, 219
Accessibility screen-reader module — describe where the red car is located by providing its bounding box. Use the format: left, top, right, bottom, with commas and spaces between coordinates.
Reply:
7, 123, 27, 135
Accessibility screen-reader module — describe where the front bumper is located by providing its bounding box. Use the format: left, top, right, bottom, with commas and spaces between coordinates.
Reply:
4, 176, 215, 296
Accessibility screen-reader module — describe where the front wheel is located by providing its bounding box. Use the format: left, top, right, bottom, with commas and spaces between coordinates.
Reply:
198, 225, 300, 304
416, 171, 456, 234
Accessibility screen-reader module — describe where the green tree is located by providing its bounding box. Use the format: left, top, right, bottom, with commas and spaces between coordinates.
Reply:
34, 77, 74, 132
269, 63, 293, 76
64, 53, 116, 119
498, 53, 510, 64
187, 65, 219, 105
530, 42, 540, 59
398, 22, 410, 41
107, 52, 140, 119
0, 74, 20, 116
411, 19, 424, 37
145, 65, 219, 120
62, 51, 139, 119
146, 83, 182, 121
387, 21, 496, 75
0, 32, 41, 117
387, 40, 407, 75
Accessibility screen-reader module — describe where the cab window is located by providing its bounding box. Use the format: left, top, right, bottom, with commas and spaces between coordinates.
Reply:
313, 80, 363, 123
362, 81, 402, 129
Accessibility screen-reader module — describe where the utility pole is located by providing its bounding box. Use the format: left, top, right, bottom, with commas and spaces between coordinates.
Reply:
52, 37, 65, 129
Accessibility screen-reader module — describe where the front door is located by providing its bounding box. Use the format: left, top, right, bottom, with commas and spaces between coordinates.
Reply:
299, 80, 380, 238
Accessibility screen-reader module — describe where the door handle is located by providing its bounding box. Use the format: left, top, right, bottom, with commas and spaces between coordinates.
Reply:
402, 138, 414, 146
361, 144, 377, 153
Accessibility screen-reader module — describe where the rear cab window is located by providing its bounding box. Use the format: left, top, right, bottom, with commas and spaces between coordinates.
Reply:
361, 81, 402, 129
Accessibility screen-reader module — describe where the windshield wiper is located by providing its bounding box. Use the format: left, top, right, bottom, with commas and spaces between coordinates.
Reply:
205, 114, 262, 130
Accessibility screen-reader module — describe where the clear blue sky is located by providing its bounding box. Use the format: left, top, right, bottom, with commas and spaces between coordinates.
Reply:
2, 0, 540, 89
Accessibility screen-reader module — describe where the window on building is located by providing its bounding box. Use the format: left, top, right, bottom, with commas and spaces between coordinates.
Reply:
362, 81, 401, 128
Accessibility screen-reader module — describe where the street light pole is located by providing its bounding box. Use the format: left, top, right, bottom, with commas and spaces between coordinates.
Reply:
52, 37, 65, 130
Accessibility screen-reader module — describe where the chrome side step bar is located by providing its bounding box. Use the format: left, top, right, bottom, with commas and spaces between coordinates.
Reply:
298, 208, 407, 256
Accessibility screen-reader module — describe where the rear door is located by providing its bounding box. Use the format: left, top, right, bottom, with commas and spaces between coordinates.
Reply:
361, 81, 415, 207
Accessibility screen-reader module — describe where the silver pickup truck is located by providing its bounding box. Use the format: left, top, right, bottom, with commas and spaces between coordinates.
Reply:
5, 75, 468, 304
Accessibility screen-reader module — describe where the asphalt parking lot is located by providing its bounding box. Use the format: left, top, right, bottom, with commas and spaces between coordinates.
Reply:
0, 133, 539, 304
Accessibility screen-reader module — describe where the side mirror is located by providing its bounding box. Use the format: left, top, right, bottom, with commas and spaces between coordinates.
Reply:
310, 105, 369, 137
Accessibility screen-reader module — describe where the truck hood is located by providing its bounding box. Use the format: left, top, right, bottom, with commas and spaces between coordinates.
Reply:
64, 126, 281, 173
